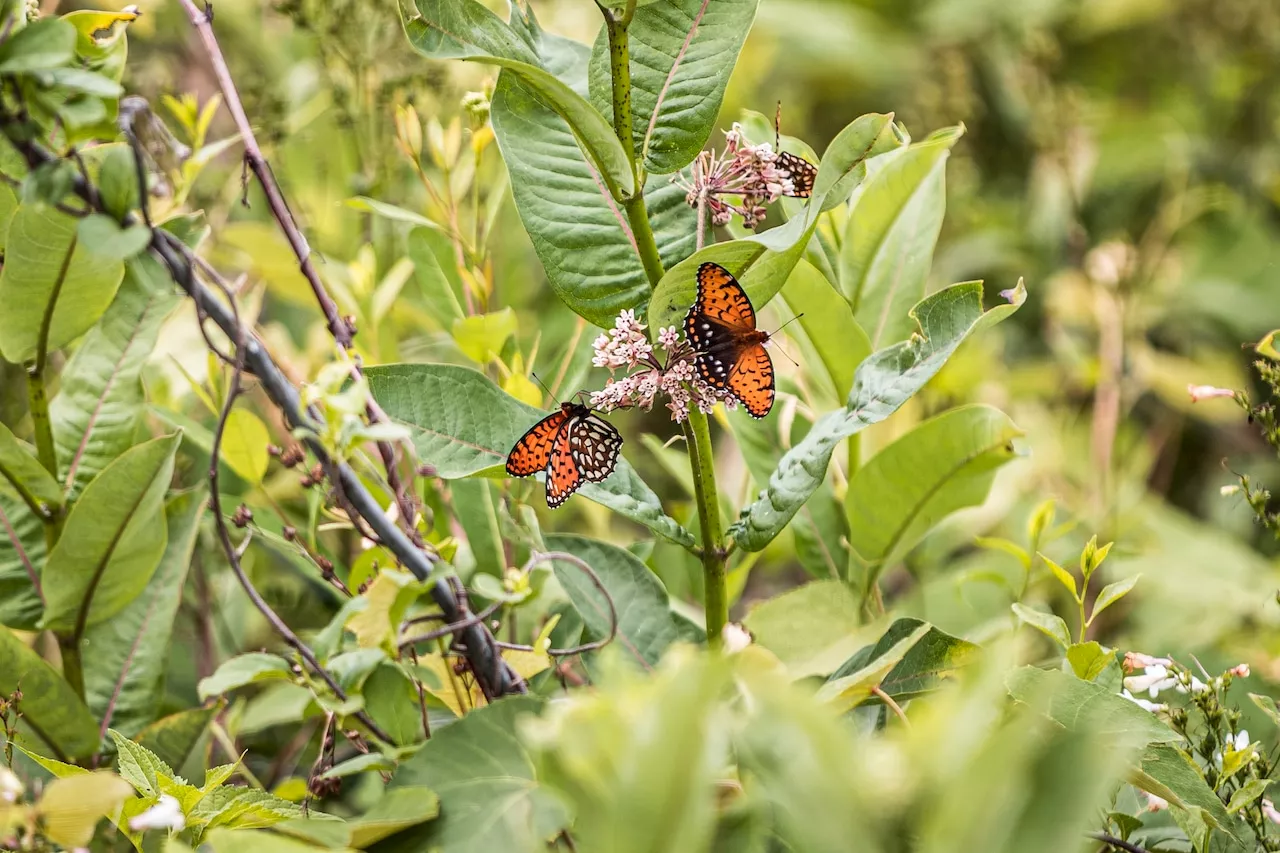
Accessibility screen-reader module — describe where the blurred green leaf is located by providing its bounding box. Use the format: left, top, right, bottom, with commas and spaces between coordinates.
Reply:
587, 0, 758, 174
488, 24, 694, 327
1006, 666, 1180, 746
37, 771, 134, 849
198, 653, 294, 701
816, 621, 930, 712
50, 254, 180, 498
0, 18, 75, 73
390, 695, 565, 853
41, 432, 181, 633
1011, 603, 1071, 648
97, 145, 138, 221
408, 227, 465, 325
346, 196, 442, 232
0, 202, 125, 363
362, 663, 425, 747
730, 280, 1024, 551
347, 787, 439, 847
219, 409, 270, 485
847, 404, 1023, 578
841, 126, 962, 348
545, 533, 687, 669
0, 625, 99, 760
452, 478, 505, 579
742, 580, 865, 677
1250, 693, 1280, 728
0, 484, 44, 630
366, 363, 694, 546
1136, 743, 1249, 851
1065, 642, 1114, 682
1090, 575, 1141, 623
76, 213, 150, 261
451, 308, 517, 363
135, 706, 217, 772
827, 617, 978, 704
84, 491, 206, 737
346, 570, 425, 653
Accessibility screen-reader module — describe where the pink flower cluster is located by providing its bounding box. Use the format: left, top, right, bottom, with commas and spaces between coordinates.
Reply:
674, 124, 797, 229
589, 310, 736, 422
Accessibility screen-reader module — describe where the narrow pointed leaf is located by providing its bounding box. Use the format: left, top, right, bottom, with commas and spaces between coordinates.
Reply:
1011, 603, 1071, 649
0, 626, 100, 760
1091, 575, 1141, 622
0, 421, 60, 513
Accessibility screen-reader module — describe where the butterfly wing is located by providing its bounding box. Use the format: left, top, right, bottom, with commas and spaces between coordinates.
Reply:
567, 412, 623, 483
506, 409, 568, 477
687, 262, 756, 337
777, 151, 816, 198
545, 420, 584, 509
727, 343, 775, 418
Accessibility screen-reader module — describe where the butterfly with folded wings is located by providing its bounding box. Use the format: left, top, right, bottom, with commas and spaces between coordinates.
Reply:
774, 102, 817, 198
684, 262, 777, 419
505, 402, 623, 508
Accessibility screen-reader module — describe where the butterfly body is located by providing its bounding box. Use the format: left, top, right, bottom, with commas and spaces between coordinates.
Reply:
685, 262, 776, 418
506, 402, 622, 508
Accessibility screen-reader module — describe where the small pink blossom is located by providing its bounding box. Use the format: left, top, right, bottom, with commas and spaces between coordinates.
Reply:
1145, 792, 1169, 812
1231, 663, 1251, 678
1187, 384, 1236, 403
673, 123, 797, 229
1264, 799, 1280, 824
1123, 651, 1173, 674
658, 326, 680, 349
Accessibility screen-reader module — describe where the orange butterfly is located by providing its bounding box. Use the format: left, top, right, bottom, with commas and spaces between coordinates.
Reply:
684, 262, 776, 419
506, 402, 622, 508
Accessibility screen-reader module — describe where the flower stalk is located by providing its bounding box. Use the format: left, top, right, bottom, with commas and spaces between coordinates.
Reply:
600, 0, 729, 643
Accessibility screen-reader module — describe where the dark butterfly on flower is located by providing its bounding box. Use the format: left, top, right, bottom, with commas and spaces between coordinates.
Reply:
684, 262, 776, 419
505, 401, 622, 509
775, 102, 817, 198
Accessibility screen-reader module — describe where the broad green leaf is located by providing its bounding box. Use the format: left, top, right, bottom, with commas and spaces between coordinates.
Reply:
729, 280, 1024, 551
338, 787, 440, 847
587, 0, 758, 174
1090, 574, 1141, 622
362, 663, 427, 747
51, 254, 180, 498
646, 198, 829, 335
135, 706, 217, 771
36, 771, 134, 849
1011, 603, 1071, 649
1136, 743, 1249, 851
0, 421, 60, 513
0, 18, 76, 73
109, 728, 174, 797
0, 485, 45, 630
366, 363, 694, 547
545, 533, 686, 668
1005, 666, 1180, 746
0, 626, 99, 760
742, 580, 866, 678
202, 828, 338, 853
391, 696, 566, 853
488, 23, 695, 328
403, 0, 634, 198
815, 622, 931, 713
452, 308, 517, 363
220, 409, 270, 485
778, 259, 870, 400
97, 145, 139, 221
1065, 642, 1114, 682
842, 126, 963, 348
826, 618, 977, 704
0, 203, 125, 363
41, 432, 181, 632
198, 653, 294, 701
0, 181, 17, 252
84, 491, 207, 737
846, 405, 1023, 575
811, 112, 906, 211
76, 213, 150, 260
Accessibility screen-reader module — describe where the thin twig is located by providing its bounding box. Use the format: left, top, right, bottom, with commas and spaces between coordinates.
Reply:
516, 551, 618, 656
399, 603, 501, 649
1086, 832, 1151, 853
872, 686, 909, 727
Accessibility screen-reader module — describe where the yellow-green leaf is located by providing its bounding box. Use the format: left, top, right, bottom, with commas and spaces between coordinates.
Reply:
220, 409, 270, 484
37, 771, 134, 848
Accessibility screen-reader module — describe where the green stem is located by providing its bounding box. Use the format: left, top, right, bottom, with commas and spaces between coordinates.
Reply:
685, 411, 727, 644
601, 0, 726, 641
58, 635, 83, 700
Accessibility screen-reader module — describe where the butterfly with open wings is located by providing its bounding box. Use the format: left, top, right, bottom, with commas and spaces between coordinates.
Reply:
505, 402, 623, 508
684, 262, 778, 419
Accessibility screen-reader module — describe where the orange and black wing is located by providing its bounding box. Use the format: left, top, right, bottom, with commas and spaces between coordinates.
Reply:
505, 409, 569, 477
545, 423, 584, 509
686, 263, 756, 338
727, 343, 775, 418
566, 412, 623, 483
777, 151, 816, 198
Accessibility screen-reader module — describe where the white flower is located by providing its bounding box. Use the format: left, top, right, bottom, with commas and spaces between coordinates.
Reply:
1123, 664, 1177, 698
722, 622, 753, 653
1264, 799, 1280, 824
1120, 689, 1166, 713
1187, 384, 1236, 403
658, 326, 681, 349
128, 794, 185, 832
0, 767, 21, 803
1233, 730, 1251, 752
1122, 652, 1172, 673
1145, 792, 1168, 812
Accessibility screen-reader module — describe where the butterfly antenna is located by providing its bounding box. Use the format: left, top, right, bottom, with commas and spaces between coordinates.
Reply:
772, 313, 805, 334
774, 100, 783, 149
530, 371, 559, 406
769, 314, 804, 368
